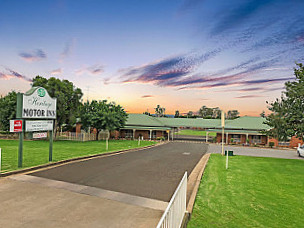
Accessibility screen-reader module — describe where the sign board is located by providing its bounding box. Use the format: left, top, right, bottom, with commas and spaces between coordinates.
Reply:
33, 132, 47, 139
10, 120, 23, 132
22, 87, 57, 119
25, 120, 53, 132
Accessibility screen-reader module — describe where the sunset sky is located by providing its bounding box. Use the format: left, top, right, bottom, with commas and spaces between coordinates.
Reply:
1, 0, 304, 116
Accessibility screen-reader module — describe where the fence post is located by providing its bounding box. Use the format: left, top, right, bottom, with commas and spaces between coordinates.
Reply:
0, 148, 2, 173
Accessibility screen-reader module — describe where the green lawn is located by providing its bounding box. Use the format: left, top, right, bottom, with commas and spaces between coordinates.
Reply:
175, 129, 216, 137
0, 139, 157, 173
188, 154, 304, 228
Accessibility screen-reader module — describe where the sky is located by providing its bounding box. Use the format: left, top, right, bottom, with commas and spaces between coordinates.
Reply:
1, 0, 304, 116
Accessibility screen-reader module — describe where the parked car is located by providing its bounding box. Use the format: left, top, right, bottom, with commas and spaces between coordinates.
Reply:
297, 144, 304, 157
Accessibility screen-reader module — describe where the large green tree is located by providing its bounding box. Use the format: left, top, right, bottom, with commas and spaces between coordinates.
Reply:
81, 100, 128, 140
265, 63, 304, 140
32, 76, 83, 134
0, 91, 17, 131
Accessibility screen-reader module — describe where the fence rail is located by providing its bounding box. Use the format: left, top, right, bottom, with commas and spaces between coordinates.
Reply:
55, 131, 109, 142
156, 172, 187, 228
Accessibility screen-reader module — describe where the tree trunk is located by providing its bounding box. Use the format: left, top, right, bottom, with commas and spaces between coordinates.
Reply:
96, 129, 99, 141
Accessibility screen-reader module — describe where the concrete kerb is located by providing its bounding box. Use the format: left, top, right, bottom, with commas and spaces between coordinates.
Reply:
181, 152, 211, 228
0, 141, 168, 177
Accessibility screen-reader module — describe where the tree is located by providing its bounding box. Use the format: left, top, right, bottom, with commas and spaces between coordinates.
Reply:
212, 107, 221, 119
260, 111, 266, 118
0, 91, 17, 131
266, 63, 304, 140
81, 100, 128, 140
143, 111, 151, 116
227, 110, 240, 119
264, 98, 291, 141
32, 76, 83, 135
174, 110, 180, 118
154, 105, 165, 117
187, 111, 194, 118
198, 106, 213, 118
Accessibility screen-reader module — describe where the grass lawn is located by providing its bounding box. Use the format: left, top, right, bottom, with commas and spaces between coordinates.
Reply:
188, 154, 304, 228
0, 139, 157, 173
175, 129, 216, 137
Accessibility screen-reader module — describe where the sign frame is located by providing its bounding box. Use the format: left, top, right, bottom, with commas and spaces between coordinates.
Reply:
16, 86, 57, 168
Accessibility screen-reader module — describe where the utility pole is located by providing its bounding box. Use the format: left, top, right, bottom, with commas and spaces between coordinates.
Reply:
221, 110, 225, 156
86, 86, 90, 102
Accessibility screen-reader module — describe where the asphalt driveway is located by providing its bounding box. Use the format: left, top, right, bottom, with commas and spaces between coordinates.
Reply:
208, 144, 303, 160
0, 142, 208, 228
30, 142, 208, 202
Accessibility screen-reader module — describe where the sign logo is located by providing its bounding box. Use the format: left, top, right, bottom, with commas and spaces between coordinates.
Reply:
37, 88, 46, 97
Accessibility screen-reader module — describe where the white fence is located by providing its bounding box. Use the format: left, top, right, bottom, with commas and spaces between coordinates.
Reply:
156, 172, 187, 228
56, 131, 109, 142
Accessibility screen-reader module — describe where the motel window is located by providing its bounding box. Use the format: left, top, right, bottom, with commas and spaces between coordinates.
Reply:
252, 135, 261, 144
125, 129, 133, 138
231, 134, 241, 142
278, 141, 290, 146
152, 130, 157, 139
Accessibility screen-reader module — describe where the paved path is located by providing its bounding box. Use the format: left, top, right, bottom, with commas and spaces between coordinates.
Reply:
208, 144, 303, 160
0, 142, 208, 228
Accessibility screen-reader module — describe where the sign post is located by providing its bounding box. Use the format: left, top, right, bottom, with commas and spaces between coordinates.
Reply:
49, 124, 53, 161
221, 111, 225, 156
0, 148, 2, 173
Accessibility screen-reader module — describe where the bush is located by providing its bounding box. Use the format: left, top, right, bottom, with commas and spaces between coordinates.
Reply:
156, 136, 165, 141
269, 142, 275, 148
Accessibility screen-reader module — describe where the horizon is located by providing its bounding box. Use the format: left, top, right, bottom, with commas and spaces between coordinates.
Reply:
1, 0, 304, 116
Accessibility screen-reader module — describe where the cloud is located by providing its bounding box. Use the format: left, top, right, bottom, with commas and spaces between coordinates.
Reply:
210, 0, 276, 35
160, 57, 280, 88
76, 65, 104, 75
88, 65, 104, 75
60, 39, 75, 62
0, 68, 32, 82
51, 68, 62, 75
19, 49, 47, 62
120, 49, 222, 86
235, 95, 264, 99
141, 95, 154, 98
180, 77, 293, 91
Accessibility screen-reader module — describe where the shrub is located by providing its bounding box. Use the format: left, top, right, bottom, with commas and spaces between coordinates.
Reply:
269, 142, 275, 148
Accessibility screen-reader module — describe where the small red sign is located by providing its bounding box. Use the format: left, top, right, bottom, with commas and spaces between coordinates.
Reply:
10, 120, 23, 132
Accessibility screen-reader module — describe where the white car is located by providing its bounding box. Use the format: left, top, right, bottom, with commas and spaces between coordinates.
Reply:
297, 145, 304, 157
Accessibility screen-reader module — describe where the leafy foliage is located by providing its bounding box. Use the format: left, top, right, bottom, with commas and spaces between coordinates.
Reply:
154, 104, 166, 117
0, 91, 17, 131
226, 110, 240, 119
32, 76, 83, 132
265, 63, 304, 140
81, 100, 128, 140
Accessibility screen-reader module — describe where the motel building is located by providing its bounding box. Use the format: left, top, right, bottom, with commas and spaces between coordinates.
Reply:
114, 114, 171, 140
82, 113, 303, 148
207, 116, 269, 145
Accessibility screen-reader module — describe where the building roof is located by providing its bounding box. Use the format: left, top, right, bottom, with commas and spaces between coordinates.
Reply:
156, 117, 223, 128
207, 129, 264, 135
223, 116, 270, 131
122, 125, 171, 130
125, 114, 270, 132
125, 114, 166, 127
